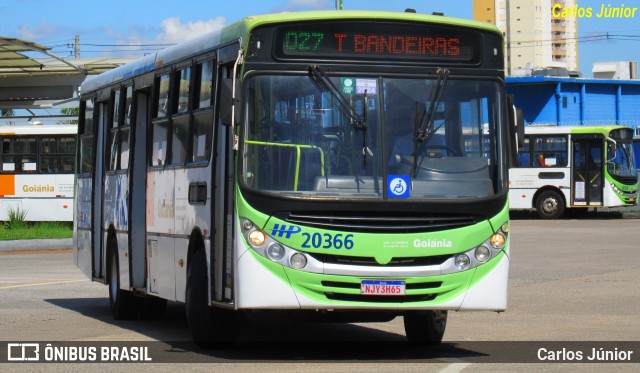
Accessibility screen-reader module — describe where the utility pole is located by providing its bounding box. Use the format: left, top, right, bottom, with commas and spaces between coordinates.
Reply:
74, 34, 80, 59
335, 0, 342, 10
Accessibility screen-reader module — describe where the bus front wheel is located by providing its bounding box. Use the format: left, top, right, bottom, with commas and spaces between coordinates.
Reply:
185, 249, 239, 347
536, 190, 565, 219
403, 310, 447, 345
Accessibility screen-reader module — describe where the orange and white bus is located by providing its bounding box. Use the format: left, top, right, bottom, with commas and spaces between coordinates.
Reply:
0, 124, 76, 221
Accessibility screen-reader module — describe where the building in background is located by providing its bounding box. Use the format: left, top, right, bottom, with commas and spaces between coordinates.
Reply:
507, 76, 640, 131
593, 61, 639, 80
473, 0, 578, 75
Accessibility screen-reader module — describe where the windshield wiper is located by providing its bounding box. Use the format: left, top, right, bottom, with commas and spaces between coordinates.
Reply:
308, 65, 366, 131
308, 65, 372, 169
411, 68, 450, 178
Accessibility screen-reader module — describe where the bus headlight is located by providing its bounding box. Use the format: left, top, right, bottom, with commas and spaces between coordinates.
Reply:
266, 243, 285, 261
475, 246, 491, 262
501, 223, 509, 234
241, 219, 254, 230
290, 253, 307, 269
442, 221, 509, 274
240, 217, 321, 273
455, 254, 470, 270
490, 233, 506, 250
248, 230, 267, 247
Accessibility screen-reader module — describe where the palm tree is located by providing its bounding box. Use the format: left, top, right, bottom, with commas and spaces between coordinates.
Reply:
60, 107, 79, 124
0, 108, 15, 125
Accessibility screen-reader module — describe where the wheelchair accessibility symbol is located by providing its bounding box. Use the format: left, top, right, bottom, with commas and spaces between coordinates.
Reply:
388, 175, 410, 198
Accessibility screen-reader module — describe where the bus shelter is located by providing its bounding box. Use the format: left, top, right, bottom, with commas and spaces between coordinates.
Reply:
0, 36, 135, 124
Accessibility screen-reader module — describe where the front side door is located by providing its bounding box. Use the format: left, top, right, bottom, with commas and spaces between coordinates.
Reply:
572, 138, 603, 206
129, 89, 150, 289
92, 102, 107, 281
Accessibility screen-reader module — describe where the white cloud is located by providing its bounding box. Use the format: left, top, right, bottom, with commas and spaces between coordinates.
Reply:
156, 16, 226, 44
99, 16, 226, 57
16, 21, 61, 40
12, 16, 227, 58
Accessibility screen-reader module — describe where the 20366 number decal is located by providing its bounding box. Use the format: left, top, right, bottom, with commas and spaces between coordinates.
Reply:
301, 232, 354, 250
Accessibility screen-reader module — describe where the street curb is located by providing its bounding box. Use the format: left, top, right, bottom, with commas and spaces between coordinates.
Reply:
0, 238, 73, 252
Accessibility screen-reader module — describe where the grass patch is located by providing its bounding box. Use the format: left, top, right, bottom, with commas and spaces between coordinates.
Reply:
0, 222, 73, 240
6, 205, 29, 230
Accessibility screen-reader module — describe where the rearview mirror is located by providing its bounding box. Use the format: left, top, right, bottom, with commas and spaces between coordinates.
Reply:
220, 78, 240, 126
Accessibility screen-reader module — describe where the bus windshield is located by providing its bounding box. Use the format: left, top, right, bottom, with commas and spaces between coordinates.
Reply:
608, 141, 637, 178
242, 74, 505, 201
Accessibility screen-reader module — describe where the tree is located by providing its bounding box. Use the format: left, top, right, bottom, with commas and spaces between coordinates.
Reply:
60, 107, 79, 124
0, 108, 15, 125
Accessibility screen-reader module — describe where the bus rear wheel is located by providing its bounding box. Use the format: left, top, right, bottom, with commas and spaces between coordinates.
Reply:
108, 247, 136, 319
185, 249, 239, 347
536, 190, 565, 219
403, 310, 447, 345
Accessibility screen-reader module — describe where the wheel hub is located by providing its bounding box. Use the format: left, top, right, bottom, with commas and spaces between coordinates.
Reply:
543, 198, 558, 213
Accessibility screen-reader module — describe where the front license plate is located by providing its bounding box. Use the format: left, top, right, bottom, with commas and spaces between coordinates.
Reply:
360, 280, 406, 296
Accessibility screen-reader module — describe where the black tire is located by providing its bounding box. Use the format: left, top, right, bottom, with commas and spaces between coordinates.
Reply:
403, 310, 447, 345
108, 245, 137, 319
185, 249, 239, 348
535, 190, 565, 219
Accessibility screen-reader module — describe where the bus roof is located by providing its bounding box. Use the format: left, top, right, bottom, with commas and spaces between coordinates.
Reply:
230, 10, 503, 37
524, 125, 632, 136
0, 124, 77, 136
81, 10, 502, 94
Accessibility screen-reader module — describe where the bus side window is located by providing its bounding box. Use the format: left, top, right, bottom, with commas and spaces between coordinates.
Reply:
192, 111, 213, 163
517, 137, 531, 167
107, 89, 121, 171
152, 74, 171, 166
60, 137, 76, 173
197, 60, 214, 109
1, 138, 15, 172
156, 74, 170, 119
175, 67, 191, 115
170, 67, 191, 165
192, 59, 215, 164
532, 136, 567, 168
5, 137, 37, 172
40, 137, 58, 173
171, 116, 189, 164
79, 98, 95, 174
119, 86, 133, 170
152, 121, 169, 166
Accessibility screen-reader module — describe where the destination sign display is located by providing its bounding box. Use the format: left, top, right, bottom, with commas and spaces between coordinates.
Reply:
275, 22, 482, 63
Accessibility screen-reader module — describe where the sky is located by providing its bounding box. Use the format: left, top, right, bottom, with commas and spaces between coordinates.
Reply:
1, 0, 640, 77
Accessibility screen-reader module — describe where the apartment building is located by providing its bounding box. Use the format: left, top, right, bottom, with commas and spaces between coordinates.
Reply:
473, 0, 578, 75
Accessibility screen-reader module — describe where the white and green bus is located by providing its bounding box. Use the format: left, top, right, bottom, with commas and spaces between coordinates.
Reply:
74, 10, 516, 345
509, 125, 638, 219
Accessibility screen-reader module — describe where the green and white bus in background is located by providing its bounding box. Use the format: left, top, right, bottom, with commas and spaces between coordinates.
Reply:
509, 125, 638, 219
74, 10, 516, 345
